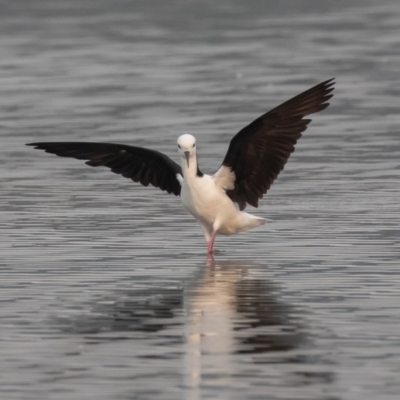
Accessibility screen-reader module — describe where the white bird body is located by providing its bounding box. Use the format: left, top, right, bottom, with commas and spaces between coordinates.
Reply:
28, 79, 335, 255
178, 134, 265, 250
181, 168, 265, 237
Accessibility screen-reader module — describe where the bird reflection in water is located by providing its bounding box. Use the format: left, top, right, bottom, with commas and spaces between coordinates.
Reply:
187, 258, 303, 353
57, 259, 302, 352
53, 259, 307, 387
183, 258, 304, 391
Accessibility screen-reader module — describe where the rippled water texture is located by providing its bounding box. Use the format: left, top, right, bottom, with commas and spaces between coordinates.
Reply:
1, 1, 400, 399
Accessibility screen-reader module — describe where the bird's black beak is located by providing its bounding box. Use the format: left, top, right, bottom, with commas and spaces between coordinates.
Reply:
184, 151, 190, 168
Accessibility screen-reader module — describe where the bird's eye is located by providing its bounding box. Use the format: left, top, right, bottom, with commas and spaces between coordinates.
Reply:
178, 144, 181, 149
193, 144, 196, 148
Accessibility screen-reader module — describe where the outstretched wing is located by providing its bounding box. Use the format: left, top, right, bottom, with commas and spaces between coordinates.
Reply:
27, 142, 183, 196
214, 78, 335, 210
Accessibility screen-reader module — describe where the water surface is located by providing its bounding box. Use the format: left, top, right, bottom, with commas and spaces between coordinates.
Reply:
1, 1, 400, 399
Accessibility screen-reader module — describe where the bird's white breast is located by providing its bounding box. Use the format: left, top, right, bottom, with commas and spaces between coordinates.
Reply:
181, 175, 224, 221
181, 174, 246, 234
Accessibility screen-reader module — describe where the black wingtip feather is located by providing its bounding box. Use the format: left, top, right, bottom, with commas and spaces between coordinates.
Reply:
223, 78, 335, 209
27, 141, 183, 196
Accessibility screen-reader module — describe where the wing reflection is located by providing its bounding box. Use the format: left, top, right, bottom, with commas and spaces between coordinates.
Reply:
53, 286, 184, 336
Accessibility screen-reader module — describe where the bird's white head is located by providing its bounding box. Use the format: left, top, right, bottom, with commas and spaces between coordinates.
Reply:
177, 134, 197, 168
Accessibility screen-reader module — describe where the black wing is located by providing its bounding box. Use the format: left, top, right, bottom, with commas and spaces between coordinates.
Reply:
26, 142, 182, 196
219, 78, 335, 210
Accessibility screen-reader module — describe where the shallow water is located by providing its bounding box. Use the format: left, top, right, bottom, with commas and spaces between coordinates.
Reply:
1, 1, 400, 399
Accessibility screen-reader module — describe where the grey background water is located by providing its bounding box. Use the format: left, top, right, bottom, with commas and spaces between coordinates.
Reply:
1, 0, 400, 399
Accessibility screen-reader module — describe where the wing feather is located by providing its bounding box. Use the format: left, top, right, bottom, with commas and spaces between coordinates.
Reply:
215, 79, 335, 210
26, 142, 182, 196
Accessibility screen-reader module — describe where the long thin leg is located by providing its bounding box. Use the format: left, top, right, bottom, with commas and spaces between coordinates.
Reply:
207, 231, 217, 254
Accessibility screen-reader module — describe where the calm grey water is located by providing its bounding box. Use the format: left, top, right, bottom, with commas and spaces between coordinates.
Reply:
1, 1, 400, 399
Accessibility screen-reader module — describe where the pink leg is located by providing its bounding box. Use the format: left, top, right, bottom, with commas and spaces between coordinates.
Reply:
207, 231, 217, 254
